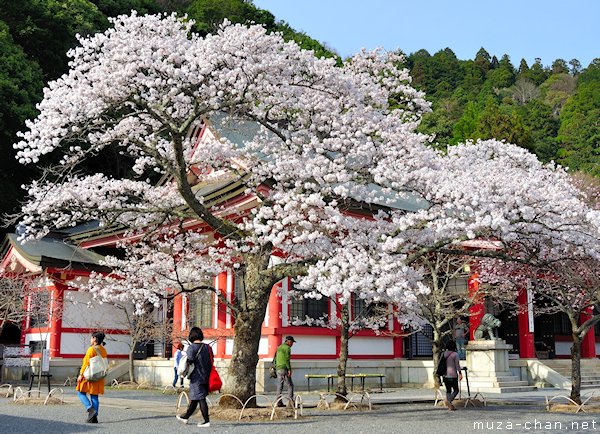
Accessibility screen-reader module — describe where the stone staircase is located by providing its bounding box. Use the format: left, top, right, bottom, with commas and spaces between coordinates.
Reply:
104, 360, 129, 384
542, 359, 600, 389
461, 373, 536, 393
463, 339, 536, 393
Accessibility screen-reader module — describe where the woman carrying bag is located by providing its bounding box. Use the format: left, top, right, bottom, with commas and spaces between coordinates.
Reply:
441, 340, 462, 411
76, 331, 108, 423
176, 327, 212, 427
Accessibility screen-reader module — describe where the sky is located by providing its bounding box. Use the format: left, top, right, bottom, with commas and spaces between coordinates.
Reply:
253, 0, 598, 68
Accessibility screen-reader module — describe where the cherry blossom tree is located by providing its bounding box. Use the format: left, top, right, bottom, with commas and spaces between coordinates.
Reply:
0, 273, 32, 336
481, 253, 600, 404
12, 13, 434, 404
409, 253, 477, 387
479, 174, 600, 404
289, 287, 396, 397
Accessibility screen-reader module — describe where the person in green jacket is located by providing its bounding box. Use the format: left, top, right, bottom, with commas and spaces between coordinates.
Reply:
274, 336, 296, 407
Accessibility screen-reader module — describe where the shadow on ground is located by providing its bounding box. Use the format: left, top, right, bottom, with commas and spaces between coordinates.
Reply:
0, 415, 98, 433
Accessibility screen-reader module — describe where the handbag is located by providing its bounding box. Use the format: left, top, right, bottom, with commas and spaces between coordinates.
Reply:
435, 351, 448, 378
178, 345, 202, 379
207, 345, 222, 392
83, 345, 109, 381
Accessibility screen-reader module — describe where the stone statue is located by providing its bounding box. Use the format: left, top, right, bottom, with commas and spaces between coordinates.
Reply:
473, 313, 501, 340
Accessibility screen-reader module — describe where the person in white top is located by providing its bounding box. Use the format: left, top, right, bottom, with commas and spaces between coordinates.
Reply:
172, 343, 184, 388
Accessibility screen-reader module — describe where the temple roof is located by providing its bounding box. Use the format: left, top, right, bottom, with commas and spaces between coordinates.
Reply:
2, 233, 107, 272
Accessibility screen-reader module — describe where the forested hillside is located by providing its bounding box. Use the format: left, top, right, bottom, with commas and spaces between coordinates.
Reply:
0, 0, 597, 229
404, 48, 599, 176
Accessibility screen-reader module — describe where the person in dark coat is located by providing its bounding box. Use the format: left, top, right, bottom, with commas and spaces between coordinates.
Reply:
176, 327, 212, 427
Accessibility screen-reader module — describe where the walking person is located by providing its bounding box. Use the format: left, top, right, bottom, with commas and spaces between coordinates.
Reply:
176, 327, 211, 427
76, 331, 108, 423
442, 340, 462, 411
274, 335, 295, 407
172, 343, 185, 388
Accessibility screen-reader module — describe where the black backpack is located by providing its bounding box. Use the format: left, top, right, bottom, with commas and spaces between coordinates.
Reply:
435, 351, 448, 377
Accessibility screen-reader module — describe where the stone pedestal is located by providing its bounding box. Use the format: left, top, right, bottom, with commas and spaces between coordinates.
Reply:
463, 339, 533, 393
466, 339, 512, 378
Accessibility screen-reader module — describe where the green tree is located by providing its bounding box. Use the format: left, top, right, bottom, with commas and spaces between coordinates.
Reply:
474, 97, 530, 146
0, 20, 43, 219
529, 57, 550, 85
427, 48, 463, 99
517, 58, 530, 79
418, 97, 462, 146
540, 73, 576, 115
551, 58, 569, 74
569, 59, 582, 76
486, 54, 516, 89
458, 60, 485, 99
452, 101, 480, 144
474, 47, 491, 75
0, 0, 108, 80
490, 55, 499, 69
407, 49, 432, 91
520, 100, 559, 161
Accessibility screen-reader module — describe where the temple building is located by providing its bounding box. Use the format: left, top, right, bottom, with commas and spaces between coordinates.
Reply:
1, 114, 597, 390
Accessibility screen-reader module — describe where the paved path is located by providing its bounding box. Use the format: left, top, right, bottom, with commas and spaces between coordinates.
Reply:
2, 386, 600, 433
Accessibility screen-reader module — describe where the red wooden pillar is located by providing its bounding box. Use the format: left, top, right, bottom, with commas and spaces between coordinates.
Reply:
468, 272, 484, 341
172, 292, 184, 354
581, 307, 597, 359
267, 281, 283, 358
215, 272, 228, 358
48, 282, 65, 357
517, 288, 536, 358
392, 310, 404, 358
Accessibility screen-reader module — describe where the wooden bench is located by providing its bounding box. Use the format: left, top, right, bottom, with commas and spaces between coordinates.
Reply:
305, 373, 385, 392
305, 374, 336, 392
347, 373, 385, 392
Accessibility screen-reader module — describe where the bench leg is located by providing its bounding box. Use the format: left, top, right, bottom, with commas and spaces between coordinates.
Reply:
379, 376, 383, 392
307, 378, 310, 392
361, 377, 365, 391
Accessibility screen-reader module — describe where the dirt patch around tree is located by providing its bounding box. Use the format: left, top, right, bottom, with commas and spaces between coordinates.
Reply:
549, 403, 600, 413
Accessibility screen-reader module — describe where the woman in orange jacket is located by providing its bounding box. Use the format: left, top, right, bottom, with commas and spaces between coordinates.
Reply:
76, 331, 108, 423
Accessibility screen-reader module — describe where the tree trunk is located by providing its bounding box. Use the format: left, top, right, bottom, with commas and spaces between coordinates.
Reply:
335, 303, 349, 400
432, 328, 442, 389
128, 347, 136, 383
220, 253, 272, 408
570, 334, 582, 404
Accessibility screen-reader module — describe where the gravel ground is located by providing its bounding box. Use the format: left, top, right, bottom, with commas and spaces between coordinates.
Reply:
2, 394, 600, 434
